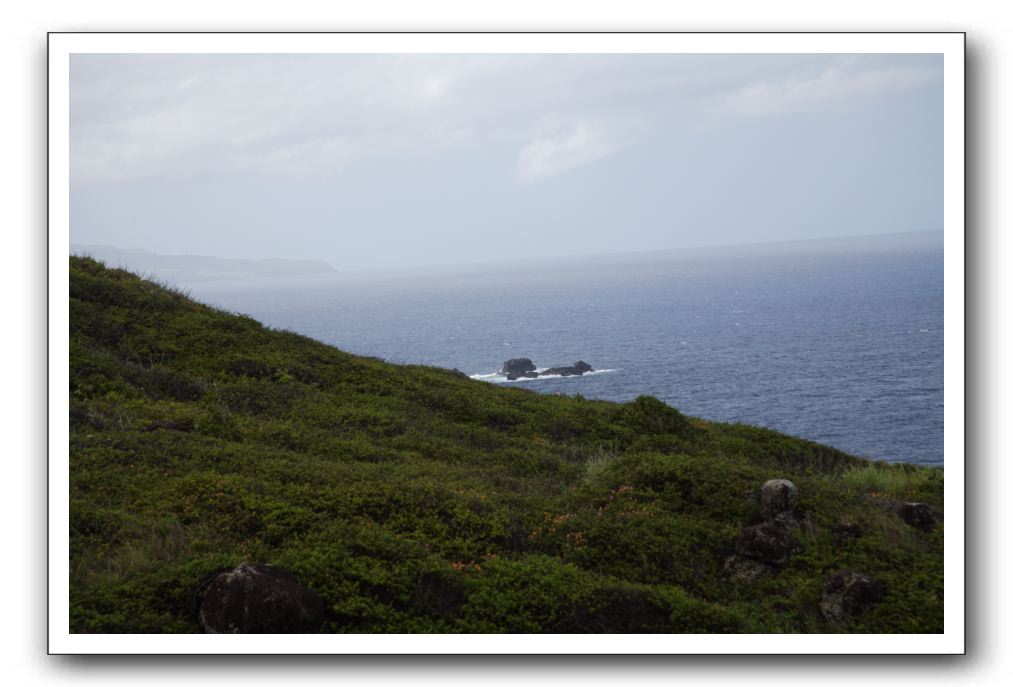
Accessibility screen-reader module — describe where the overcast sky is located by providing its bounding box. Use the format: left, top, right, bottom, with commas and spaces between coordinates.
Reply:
70, 53, 943, 270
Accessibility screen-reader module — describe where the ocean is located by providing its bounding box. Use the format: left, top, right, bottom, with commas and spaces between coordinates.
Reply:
183, 232, 944, 466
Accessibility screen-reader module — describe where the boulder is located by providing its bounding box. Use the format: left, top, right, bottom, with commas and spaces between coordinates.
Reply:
573, 361, 594, 373
819, 569, 885, 624
898, 502, 938, 532
197, 563, 326, 633
501, 358, 537, 376
759, 478, 797, 520
734, 521, 796, 565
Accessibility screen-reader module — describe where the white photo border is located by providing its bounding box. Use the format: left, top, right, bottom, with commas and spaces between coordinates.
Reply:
48, 31, 965, 655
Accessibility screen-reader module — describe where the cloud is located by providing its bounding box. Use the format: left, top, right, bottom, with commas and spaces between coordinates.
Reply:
69, 54, 942, 186
720, 63, 939, 117
513, 122, 625, 184
69, 54, 481, 184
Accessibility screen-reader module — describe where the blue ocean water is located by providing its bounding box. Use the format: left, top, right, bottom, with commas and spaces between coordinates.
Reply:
187, 232, 944, 466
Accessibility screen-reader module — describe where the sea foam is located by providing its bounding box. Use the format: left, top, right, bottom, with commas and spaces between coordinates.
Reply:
470, 368, 617, 384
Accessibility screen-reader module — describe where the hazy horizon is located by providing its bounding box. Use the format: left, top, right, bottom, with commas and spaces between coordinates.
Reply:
71, 53, 943, 271
72, 229, 942, 292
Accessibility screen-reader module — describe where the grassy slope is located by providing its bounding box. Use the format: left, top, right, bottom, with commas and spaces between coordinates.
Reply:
68, 256, 944, 633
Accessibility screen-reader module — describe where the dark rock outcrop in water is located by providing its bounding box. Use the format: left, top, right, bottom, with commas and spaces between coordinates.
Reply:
501, 358, 537, 377
501, 359, 594, 380
543, 360, 595, 377
197, 563, 326, 633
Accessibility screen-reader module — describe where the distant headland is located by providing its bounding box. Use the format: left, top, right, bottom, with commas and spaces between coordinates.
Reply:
70, 244, 336, 284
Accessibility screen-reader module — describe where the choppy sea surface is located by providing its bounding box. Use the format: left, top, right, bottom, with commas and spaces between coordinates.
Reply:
184, 232, 944, 466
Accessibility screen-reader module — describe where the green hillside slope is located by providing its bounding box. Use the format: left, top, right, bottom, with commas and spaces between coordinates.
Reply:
68, 256, 944, 633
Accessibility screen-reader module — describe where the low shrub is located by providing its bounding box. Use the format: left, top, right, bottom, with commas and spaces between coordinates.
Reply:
67, 257, 945, 634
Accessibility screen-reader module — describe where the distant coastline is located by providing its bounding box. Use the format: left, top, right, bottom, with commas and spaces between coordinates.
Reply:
69, 244, 336, 284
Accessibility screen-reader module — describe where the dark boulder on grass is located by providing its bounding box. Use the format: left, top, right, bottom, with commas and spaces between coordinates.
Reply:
197, 563, 325, 633
898, 502, 938, 532
734, 521, 796, 565
759, 479, 797, 520
501, 358, 537, 376
820, 569, 885, 624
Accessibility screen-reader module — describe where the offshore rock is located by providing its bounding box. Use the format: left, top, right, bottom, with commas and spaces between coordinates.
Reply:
820, 569, 885, 624
759, 479, 797, 520
501, 358, 537, 376
197, 563, 326, 633
543, 361, 595, 377
501, 359, 595, 379
505, 371, 540, 380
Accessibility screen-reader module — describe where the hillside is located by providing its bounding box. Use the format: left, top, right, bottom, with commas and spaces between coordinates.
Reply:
68, 256, 944, 633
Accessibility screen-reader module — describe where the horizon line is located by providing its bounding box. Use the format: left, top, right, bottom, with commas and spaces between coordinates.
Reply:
71, 227, 943, 277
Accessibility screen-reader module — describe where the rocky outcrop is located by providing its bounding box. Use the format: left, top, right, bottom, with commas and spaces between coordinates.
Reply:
500, 359, 595, 380
759, 479, 797, 520
197, 563, 326, 633
501, 358, 537, 376
875, 499, 940, 532
898, 502, 938, 532
820, 569, 885, 624
506, 372, 540, 380
734, 521, 796, 565
543, 361, 595, 377
726, 478, 801, 580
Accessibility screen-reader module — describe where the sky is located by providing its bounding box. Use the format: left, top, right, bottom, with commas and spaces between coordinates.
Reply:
70, 53, 943, 270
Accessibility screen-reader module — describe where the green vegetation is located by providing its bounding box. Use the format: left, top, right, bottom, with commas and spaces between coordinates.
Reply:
838, 462, 940, 497
68, 256, 944, 633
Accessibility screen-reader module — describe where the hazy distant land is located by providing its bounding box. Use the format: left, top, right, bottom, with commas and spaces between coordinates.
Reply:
70, 244, 336, 284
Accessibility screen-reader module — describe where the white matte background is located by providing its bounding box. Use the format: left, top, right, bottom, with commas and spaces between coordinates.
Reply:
3, 0, 1009, 684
